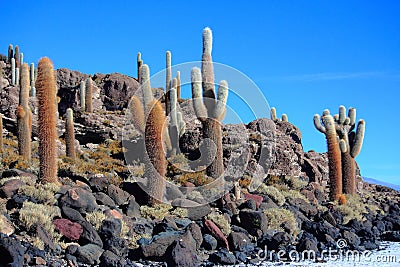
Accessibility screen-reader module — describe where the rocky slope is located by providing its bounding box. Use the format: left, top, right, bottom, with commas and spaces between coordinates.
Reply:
0, 60, 399, 266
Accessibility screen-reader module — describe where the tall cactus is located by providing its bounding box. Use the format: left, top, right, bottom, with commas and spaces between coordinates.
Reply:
191, 27, 229, 179
11, 58, 16, 85
20, 53, 24, 65
314, 111, 342, 200
165, 51, 172, 115
169, 78, 186, 156
15, 67, 20, 86
129, 64, 166, 205
8, 44, 13, 64
36, 57, 58, 184
85, 77, 93, 113
80, 80, 86, 111
65, 108, 76, 160
16, 63, 32, 161
137, 52, 143, 82
30, 63, 35, 87
335, 106, 365, 194
176, 71, 181, 101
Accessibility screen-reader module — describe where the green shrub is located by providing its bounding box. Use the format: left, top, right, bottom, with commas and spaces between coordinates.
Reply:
256, 184, 285, 206
263, 208, 299, 236
140, 204, 173, 220
206, 212, 231, 236
85, 211, 106, 230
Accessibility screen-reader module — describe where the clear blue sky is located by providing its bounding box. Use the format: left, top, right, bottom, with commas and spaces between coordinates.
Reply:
2, 1, 400, 185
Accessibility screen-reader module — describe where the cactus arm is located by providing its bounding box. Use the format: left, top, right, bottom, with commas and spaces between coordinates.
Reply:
191, 67, 207, 119
350, 119, 365, 158
170, 86, 178, 127
313, 114, 326, 133
140, 64, 154, 108
270, 107, 277, 121
177, 111, 186, 137
213, 80, 228, 120
282, 114, 288, 122
201, 27, 216, 111
129, 96, 145, 133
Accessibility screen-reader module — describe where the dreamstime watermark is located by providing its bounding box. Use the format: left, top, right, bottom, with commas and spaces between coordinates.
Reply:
122, 61, 276, 207
256, 239, 399, 263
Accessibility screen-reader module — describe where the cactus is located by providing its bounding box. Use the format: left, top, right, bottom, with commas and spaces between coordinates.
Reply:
176, 71, 181, 101
270, 107, 289, 122
314, 113, 342, 200
165, 51, 172, 115
11, 58, 16, 85
145, 99, 166, 205
190, 28, 229, 179
14, 45, 20, 67
30, 63, 35, 87
16, 63, 32, 161
137, 52, 143, 82
85, 77, 93, 112
168, 78, 186, 156
128, 95, 145, 133
8, 44, 13, 64
0, 113, 3, 152
80, 80, 86, 111
335, 106, 365, 194
15, 67, 20, 86
20, 53, 24, 65
36, 57, 58, 184
65, 108, 76, 160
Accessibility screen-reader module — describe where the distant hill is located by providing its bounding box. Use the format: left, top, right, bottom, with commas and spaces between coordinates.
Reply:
363, 177, 400, 191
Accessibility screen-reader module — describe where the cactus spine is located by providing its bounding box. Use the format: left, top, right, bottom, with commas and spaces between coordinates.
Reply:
137, 52, 143, 82
314, 113, 342, 200
165, 51, 172, 115
16, 63, 32, 161
8, 44, 13, 64
80, 80, 86, 111
11, 58, 16, 85
65, 108, 76, 160
191, 27, 229, 179
36, 57, 58, 184
85, 77, 93, 113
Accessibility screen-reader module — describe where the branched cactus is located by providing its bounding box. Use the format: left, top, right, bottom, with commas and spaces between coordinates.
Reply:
314, 111, 342, 200
335, 106, 365, 194
137, 52, 143, 82
80, 80, 86, 111
36, 57, 58, 184
165, 51, 172, 115
8, 44, 13, 64
270, 107, 289, 122
191, 27, 229, 179
65, 108, 76, 160
85, 77, 93, 113
16, 63, 32, 161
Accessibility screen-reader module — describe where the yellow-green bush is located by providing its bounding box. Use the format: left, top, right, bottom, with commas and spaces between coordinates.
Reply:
85, 211, 106, 230
281, 189, 309, 202
140, 204, 173, 220
263, 208, 299, 236
19, 183, 60, 204
256, 184, 285, 206
206, 212, 231, 236
336, 194, 381, 224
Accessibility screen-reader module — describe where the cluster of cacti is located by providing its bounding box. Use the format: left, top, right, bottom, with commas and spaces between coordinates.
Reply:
314, 106, 365, 200
65, 108, 76, 160
16, 63, 32, 161
36, 57, 58, 184
168, 78, 186, 155
270, 107, 288, 122
85, 77, 93, 113
191, 27, 229, 179
129, 64, 166, 205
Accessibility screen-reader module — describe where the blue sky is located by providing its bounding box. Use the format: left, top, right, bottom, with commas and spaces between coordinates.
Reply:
2, 1, 399, 185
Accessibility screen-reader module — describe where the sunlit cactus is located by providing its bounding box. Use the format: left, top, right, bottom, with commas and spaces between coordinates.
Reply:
176, 71, 181, 101
282, 114, 288, 122
314, 112, 342, 200
16, 63, 32, 161
30, 63, 35, 87
85, 77, 93, 113
11, 58, 16, 85
270, 107, 277, 121
15, 67, 20, 86
165, 51, 172, 115
80, 80, 86, 111
65, 108, 76, 160
137, 52, 143, 82
14, 45, 20, 67
190, 27, 229, 179
36, 57, 58, 184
